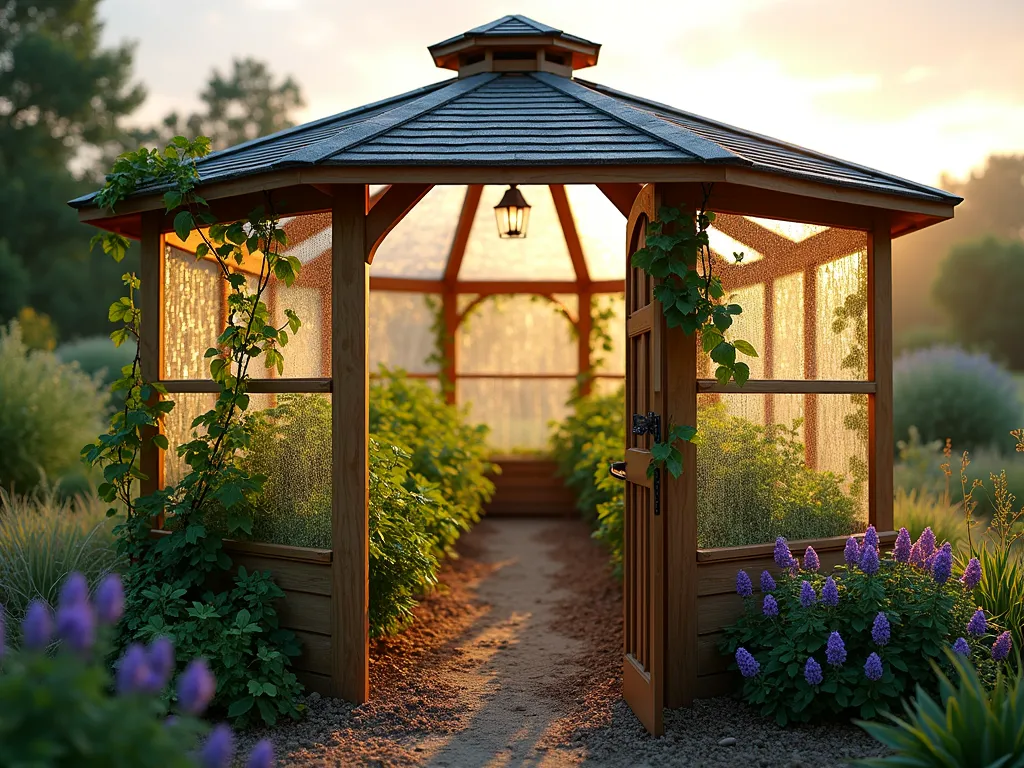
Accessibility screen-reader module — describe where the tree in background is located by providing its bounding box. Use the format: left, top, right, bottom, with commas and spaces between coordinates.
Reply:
933, 238, 1024, 369
893, 154, 1024, 336
0, 2, 305, 341
0, 0, 145, 339
144, 58, 305, 151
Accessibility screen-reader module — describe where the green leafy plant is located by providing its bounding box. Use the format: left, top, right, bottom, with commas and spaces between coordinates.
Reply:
0, 571, 275, 767
722, 532, 1003, 726
630, 196, 757, 477
0, 321, 107, 491
83, 135, 305, 726
0, 486, 121, 634
856, 652, 1024, 767
369, 367, 495, 555
238, 393, 444, 637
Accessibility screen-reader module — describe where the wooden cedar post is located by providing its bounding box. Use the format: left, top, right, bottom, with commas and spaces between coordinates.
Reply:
139, 210, 165, 503
659, 184, 699, 708
330, 185, 370, 702
803, 266, 818, 468
550, 184, 593, 396
868, 218, 894, 532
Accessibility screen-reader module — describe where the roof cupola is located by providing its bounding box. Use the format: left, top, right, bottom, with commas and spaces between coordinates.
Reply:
427, 15, 600, 78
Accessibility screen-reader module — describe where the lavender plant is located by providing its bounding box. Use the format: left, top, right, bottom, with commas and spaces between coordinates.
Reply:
0, 572, 274, 767
722, 530, 1010, 725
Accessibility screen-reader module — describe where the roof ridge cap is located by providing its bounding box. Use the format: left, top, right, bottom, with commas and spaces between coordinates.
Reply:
276, 74, 500, 166
531, 72, 747, 164
575, 78, 961, 203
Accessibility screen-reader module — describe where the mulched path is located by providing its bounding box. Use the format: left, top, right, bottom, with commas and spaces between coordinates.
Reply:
241, 518, 888, 767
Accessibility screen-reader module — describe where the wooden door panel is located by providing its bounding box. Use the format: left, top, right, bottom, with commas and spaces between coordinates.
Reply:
622, 185, 664, 736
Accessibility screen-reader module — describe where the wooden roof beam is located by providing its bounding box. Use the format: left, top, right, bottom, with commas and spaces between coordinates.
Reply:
444, 185, 483, 285
549, 184, 590, 285
597, 183, 643, 217
365, 183, 433, 263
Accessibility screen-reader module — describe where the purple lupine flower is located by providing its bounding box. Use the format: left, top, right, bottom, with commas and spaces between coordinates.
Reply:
918, 527, 936, 558
55, 600, 96, 653
799, 581, 817, 608
844, 536, 860, 566
909, 541, 925, 568
860, 544, 880, 575
961, 558, 982, 591
803, 546, 820, 572
735, 647, 760, 678
804, 657, 823, 686
763, 594, 779, 617
826, 631, 847, 666
991, 631, 1012, 662
760, 570, 776, 593
736, 570, 753, 598
864, 526, 879, 550
924, 552, 938, 572
95, 573, 124, 625
932, 542, 953, 585
893, 528, 912, 563
21, 600, 53, 650
872, 612, 891, 646
952, 637, 971, 656
116, 643, 151, 695
59, 572, 89, 608
177, 658, 216, 715
245, 740, 275, 768
821, 576, 839, 607
200, 724, 235, 768
864, 652, 884, 681
967, 608, 987, 637
149, 636, 175, 687
774, 537, 796, 569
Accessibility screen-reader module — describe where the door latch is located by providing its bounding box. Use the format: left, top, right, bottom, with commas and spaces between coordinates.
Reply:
631, 412, 661, 516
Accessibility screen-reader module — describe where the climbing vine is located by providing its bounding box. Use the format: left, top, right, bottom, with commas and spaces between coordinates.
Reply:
630, 186, 757, 477
832, 256, 870, 497
84, 135, 305, 726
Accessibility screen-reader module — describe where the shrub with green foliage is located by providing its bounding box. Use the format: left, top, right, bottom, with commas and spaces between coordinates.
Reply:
0, 486, 121, 634
894, 346, 1021, 454
695, 404, 859, 548
551, 391, 860, 571
722, 530, 1006, 726
0, 571, 275, 767
56, 335, 137, 389
241, 394, 443, 637
0, 321, 107, 491
857, 652, 1024, 768
370, 367, 496, 554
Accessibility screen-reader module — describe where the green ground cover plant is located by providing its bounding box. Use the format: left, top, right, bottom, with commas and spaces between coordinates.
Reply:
0, 321, 107, 492
723, 530, 1010, 725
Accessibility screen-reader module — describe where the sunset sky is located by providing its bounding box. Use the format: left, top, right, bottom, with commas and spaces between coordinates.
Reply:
99, 0, 1023, 188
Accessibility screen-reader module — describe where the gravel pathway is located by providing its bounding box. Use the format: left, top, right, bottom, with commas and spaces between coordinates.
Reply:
243, 518, 889, 767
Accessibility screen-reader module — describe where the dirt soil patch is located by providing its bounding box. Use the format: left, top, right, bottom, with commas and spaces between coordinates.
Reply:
245, 518, 887, 767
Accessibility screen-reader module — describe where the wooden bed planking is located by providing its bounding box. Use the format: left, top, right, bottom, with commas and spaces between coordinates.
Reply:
484, 458, 577, 517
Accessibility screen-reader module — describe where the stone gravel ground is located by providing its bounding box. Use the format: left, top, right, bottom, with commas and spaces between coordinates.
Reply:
240, 518, 889, 767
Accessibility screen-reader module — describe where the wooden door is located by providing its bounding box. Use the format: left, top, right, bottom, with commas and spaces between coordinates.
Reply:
622, 185, 664, 735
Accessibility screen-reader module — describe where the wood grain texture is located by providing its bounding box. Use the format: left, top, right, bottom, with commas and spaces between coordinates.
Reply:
596, 183, 643, 217
659, 183, 700, 710
696, 380, 876, 395
444, 185, 483, 284
331, 184, 370, 703
159, 378, 332, 394
139, 213, 165, 502
869, 217, 895, 533
483, 459, 576, 517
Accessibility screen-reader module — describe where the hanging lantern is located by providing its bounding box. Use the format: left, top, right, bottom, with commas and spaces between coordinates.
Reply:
493, 184, 531, 238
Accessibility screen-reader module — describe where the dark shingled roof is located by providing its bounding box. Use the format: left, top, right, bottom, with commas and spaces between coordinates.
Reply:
70, 18, 960, 209
430, 14, 599, 49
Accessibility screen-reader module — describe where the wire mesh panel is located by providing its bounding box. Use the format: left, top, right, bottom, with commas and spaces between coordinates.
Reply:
457, 378, 574, 452
163, 246, 222, 379
567, 184, 627, 281
458, 294, 577, 374
369, 292, 440, 375
695, 393, 868, 549
372, 185, 465, 279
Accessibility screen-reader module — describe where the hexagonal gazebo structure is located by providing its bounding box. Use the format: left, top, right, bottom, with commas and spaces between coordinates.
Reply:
73, 15, 961, 735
